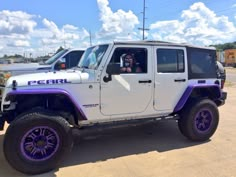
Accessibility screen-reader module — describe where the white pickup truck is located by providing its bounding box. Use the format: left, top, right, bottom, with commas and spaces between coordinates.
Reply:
0, 48, 84, 103
0, 41, 227, 174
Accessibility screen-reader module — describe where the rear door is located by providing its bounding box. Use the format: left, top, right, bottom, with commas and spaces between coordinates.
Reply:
154, 46, 188, 113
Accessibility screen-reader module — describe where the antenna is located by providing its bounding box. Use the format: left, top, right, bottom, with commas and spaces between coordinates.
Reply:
138, 0, 149, 40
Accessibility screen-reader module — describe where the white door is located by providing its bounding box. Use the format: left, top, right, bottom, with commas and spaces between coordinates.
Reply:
100, 46, 153, 116
154, 47, 188, 113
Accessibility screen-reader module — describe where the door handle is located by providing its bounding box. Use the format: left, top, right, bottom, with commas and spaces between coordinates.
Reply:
174, 79, 186, 82
139, 80, 152, 83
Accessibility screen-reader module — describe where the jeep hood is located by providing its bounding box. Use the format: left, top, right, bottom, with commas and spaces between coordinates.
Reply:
5, 70, 90, 88
0, 63, 51, 71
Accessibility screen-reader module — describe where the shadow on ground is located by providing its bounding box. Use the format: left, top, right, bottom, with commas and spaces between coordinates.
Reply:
0, 121, 209, 177
62, 121, 208, 167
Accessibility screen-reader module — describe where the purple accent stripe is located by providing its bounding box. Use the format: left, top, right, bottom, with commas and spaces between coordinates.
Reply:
7, 88, 87, 120
174, 84, 221, 113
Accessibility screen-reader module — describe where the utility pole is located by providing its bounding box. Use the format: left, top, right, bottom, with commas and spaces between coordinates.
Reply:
138, 0, 149, 40
89, 30, 92, 46
63, 40, 66, 48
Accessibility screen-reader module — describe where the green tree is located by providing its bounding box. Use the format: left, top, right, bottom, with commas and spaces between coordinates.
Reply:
211, 41, 236, 51
56, 46, 64, 54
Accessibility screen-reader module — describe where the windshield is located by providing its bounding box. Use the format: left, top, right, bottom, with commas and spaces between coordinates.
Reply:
78, 45, 108, 69
44, 49, 68, 65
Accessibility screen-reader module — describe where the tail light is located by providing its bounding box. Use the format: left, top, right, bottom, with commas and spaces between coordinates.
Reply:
221, 79, 225, 89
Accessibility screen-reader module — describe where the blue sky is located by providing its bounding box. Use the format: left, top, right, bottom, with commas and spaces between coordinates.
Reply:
0, 0, 236, 57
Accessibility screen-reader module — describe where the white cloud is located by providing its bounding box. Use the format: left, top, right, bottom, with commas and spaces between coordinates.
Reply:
7, 40, 30, 47
40, 18, 89, 47
96, 0, 139, 40
149, 2, 236, 46
0, 10, 37, 56
42, 18, 61, 36
0, 10, 90, 57
63, 24, 78, 31
0, 10, 36, 35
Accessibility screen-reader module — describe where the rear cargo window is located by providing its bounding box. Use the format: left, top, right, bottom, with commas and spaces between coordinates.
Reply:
188, 48, 217, 79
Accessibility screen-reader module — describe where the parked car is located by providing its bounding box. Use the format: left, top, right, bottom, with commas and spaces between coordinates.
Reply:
0, 41, 227, 174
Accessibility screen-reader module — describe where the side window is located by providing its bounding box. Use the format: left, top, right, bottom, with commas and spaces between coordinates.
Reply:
110, 47, 148, 74
190, 51, 215, 74
65, 51, 83, 68
157, 49, 184, 73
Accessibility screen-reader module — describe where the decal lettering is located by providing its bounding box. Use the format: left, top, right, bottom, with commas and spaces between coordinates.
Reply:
46, 79, 55, 84
83, 104, 99, 108
28, 80, 37, 85
56, 79, 64, 84
28, 79, 71, 85
37, 80, 46, 84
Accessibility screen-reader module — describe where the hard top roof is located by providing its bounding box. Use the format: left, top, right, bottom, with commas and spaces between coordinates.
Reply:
112, 40, 216, 50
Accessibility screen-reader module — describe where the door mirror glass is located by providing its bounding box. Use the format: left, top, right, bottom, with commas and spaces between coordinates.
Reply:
55, 60, 66, 70
106, 63, 120, 75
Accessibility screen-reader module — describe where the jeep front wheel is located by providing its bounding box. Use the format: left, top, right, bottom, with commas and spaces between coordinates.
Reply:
178, 99, 219, 141
3, 110, 73, 174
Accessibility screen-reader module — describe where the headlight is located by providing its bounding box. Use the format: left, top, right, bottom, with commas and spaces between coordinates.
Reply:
0, 71, 12, 86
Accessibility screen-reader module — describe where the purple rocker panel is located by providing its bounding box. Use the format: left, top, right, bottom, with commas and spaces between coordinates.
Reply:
7, 88, 87, 120
174, 84, 221, 113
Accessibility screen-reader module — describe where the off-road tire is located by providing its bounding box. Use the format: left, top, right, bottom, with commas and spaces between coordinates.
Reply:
178, 99, 219, 141
3, 110, 73, 175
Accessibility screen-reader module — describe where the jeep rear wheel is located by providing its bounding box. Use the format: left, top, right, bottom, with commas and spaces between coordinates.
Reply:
178, 99, 219, 141
3, 110, 73, 175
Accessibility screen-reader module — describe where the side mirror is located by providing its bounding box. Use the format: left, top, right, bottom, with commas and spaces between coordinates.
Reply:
106, 63, 120, 75
55, 60, 66, 70
103, 63, 120, 83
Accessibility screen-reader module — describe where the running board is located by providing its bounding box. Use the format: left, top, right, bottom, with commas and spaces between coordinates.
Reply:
76, 114, 179, 133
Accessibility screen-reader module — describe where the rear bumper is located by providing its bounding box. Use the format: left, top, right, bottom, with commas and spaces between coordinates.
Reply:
217, 91, 227, 106
0, 113, 5, 131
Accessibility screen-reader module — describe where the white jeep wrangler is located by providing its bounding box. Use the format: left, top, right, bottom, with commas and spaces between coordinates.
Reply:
0, 41, 227, 174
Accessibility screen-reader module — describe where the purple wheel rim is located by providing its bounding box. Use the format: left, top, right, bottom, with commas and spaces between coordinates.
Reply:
20, 126, 60, 161
194, 109, 213, 133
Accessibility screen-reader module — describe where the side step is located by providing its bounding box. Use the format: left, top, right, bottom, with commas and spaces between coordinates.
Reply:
75, 114, 179, 135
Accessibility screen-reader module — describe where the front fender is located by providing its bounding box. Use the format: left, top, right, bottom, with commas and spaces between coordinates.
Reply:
4, 88, 87, 120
